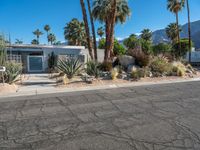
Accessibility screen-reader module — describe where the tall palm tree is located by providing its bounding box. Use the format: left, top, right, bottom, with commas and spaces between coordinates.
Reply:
64, 18, 86, 46
15, 39, 23, 44
186, 0, 192, 63
44, 25, 51, 44
97, 27, 104, 38
80, 0, 94, 60
167, 0, 185, 49
166, 23, 182, 44
141, 29, 152, 41
31, 39, 39, 45
92, 0, 130, 62
87, 0, 98, 61
48, 33, 56, 45
33, 29, 43, 44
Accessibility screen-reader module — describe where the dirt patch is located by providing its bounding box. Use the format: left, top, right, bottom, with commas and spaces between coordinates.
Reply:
0, 84, 18, 95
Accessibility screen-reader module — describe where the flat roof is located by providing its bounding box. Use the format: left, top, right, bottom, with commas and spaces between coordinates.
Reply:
8, 44, 85, 49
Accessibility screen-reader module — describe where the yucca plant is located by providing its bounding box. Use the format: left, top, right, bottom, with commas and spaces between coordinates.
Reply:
85, 60, 100, 78
57, 58, 82, 79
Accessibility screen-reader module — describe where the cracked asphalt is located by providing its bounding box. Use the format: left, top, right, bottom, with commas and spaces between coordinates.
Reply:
1, 81, 200, 150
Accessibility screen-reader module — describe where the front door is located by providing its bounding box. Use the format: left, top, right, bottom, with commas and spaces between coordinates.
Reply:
28, 56, 44, 73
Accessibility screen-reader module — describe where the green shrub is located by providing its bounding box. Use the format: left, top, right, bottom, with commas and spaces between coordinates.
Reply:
131, 67, 150, 79
57, 58, 82, 79
152, 43, 172, 55
99, 61, 113, 72
150, 56, 172, 76
98, 38, 126, 56
85, 60, 100, 78
173, 39, 193, 58
4, 62, 22, 84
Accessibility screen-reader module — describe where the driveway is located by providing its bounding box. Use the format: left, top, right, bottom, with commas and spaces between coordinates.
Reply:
0, 81, 200, 150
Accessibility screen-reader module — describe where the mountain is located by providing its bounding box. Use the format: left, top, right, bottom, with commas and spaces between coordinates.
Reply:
152, 20, 200, 49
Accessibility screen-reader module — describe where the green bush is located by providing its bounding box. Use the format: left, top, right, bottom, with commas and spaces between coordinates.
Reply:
131, 67, 150, 79
98, 38, 126, 56
140, 39, 153, 55
57, 58, 82, 79
4, 62, 22, 84
85, 60, 100, 78
99, 61, 113, 72
150, 56, 172, 76
152, 43, 172, 55
173, 39, 193, 58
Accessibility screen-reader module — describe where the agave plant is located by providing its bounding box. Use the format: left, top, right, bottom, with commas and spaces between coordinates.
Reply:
57, 58, 82, 79
5, 62, 22, 84
85, 60, 100, 78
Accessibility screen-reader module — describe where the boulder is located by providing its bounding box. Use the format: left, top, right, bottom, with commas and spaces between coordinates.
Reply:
118, 55, 135, 68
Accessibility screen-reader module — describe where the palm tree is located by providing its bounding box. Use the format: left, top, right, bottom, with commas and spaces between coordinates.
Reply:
92, 0, 130, 62
87, 0, 98, 61
166, 23, 182, 44
44, 25, 51, 44
64, 18, 86, 46
141, 29, 152, 41
167, 0, 185, 48
33, 29, 43, 44
48, 33, 56, 45
15, 39, 23, 44
186, 0, 192, 63
80, 0, 94, 60
97, 27, 104, 38
31, 39, 39, 45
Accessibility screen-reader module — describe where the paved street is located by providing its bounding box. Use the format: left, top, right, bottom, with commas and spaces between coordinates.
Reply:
1, 81, 200, 150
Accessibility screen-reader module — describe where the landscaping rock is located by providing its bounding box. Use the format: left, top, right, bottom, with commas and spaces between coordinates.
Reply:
118, 55, 135, 68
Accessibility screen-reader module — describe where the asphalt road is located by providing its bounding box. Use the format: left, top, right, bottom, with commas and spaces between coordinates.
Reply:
1, 81, 200, 150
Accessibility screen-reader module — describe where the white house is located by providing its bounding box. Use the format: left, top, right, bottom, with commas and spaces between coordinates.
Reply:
7, 45, 89, 73
7, 44, 105, 73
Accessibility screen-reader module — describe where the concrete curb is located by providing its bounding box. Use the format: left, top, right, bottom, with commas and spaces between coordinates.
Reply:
1, 77, 200, 99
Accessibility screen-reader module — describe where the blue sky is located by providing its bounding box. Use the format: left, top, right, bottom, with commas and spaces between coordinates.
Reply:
0, 0, 200, 44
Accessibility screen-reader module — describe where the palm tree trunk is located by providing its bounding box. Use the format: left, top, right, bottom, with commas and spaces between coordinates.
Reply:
37, 36, 39, 45
47, 31, 49, 45
80, 0, 94, 60
176, 12, 181, 57
86, 0, 98, 61
108, 0, 117, 60
187, 0, 192, 63
105, 20, 111, 62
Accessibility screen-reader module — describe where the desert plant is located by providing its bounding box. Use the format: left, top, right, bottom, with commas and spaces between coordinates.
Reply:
85, 60, 100, 78
4, 62, 22, 84
99, 61, 113, 72
172, 61, 187, 76
111, 68, 119, 80
48, 52, 56, 70
0, 35, 7, 66
150, 56, 172, 76
131, 67, 150, 79
57, 58, 82, 79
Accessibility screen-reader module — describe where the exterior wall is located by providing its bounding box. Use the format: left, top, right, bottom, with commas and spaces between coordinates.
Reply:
186, 51, 200, 62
